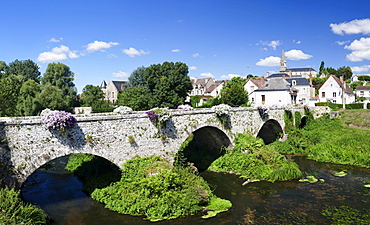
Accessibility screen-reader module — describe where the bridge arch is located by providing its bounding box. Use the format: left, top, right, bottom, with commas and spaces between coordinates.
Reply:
256, 119, 284, 144
178, 126, 231, 171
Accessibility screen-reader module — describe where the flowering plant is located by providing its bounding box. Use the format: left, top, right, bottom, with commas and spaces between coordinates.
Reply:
42, 110, 76, 132
113, 106, 133, 114
283, 104, 293, 112
146, 108, 170, 135
177, 104, 193, 111
257, 105, 269, 120
212, 104, 231, 128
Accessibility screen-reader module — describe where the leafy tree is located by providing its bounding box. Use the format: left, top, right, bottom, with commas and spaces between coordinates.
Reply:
358, 76, 370, 81
350, 81, 363, 90
190, 95, 201, 107
144, 62, 192, 108
117, 86, 153, 111
325, 67, 337, 75
80, 85, 105, 107
16, 80, 41, 116
41, 63, 77, 109
0, 61, 8, 77
312, 77, 329, 96
0, 75, 20, 116
219, 77, 248, 107
337, 66, 353, 81
5, 59, 41, 83
127, 66, 146, 88
36, 84, 68, 110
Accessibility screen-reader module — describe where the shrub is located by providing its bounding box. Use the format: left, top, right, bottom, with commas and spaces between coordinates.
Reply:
41, 110, 76, 132
346, 103, 364, 109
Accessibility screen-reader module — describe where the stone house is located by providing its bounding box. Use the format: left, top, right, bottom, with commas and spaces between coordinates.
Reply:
318, 75, 355, 104
100, 80, 127, 103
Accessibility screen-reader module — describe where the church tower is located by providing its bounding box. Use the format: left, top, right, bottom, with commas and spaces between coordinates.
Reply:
279, 50, 287, 72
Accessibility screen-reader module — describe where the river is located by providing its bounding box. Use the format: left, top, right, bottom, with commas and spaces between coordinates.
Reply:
21, 156, 370, 224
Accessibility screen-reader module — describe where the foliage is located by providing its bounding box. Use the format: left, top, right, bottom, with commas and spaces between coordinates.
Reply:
345, 103, 364, 109
5, 59, 41, 83
80, 84, 105, 107
190, 95, 201, 107
117, 86, 153, 111
41, 62, 77, 109
257, 105, 269, 120
41, 110, 76, 132
209, 134, 302, 182
0, 186, 48, 224
144, 61, 192, 108
201, 198, 232, 218
91, 156, 224, 221
312, 77, 329, 95
65, 153, 95, 172
0, 75, 20, 116
219, 77, 249, 107
36, 84, 69, 111
315, 102, 343, 110
127, 66, 146, 88
350, 81, 363, 90
358, 75, 370, 81
294, 111, 302, 128
16, 80, 41, 116
322, 205, 370, 225
336, 66, 353, 81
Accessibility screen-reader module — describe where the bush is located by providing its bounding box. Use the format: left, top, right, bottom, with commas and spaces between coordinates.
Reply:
91, 107, 114, 113
346, 103, 364, 109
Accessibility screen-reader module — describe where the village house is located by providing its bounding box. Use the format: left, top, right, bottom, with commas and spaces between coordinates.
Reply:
100, 80, 127, 103
355, 85, 370, 101
250, 78, 293, 106
318, 75, 355, 104
244, 77, 265, 103
277, 50, 317, 79
188, 77, 225, 106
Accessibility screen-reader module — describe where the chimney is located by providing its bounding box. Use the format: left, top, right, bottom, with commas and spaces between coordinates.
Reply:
340, 76, 344, 83
261, 76, 265, 85
309, 74, 313, 86
289, 70, 292, 78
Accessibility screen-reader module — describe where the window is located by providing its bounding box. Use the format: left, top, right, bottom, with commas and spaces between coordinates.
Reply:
292, 80, 297, 86
333, 100, 336, 103
322, 92, 325, 97
360, 91, 364, 96
261, 95, 265, 104
251, 97, 255, 102
111, 92, 115, 99
333, 92, 336, 97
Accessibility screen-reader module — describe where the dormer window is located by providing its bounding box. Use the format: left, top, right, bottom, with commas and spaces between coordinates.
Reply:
292, 80, 297, 86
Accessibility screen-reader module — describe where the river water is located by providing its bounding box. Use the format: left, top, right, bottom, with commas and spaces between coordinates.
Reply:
21, 156, 370, 224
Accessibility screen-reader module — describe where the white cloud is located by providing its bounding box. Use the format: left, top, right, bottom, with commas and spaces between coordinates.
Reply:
112, 71, 129, 78
86, 40, 119, 53
48, 37, 63, 42
220, 74, 241, 79
122, 47, 150, 57
293, 40, 301, 44
37, 45, 79, 63
189, 66, 197, 70
200, 72, 214, 78
330, 18, 370, 35
193, 53, 201, 57
336, 40, 350, 45
256, 56, 280, 67
285, 49, 313, 60
345, 37, 370, 61
351, 65, 370, 73
258, 40, 282, 50
172, 49, 181, 52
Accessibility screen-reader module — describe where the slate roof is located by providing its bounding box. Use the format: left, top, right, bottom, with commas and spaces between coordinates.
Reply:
286, 78, 310, 86
255, 78, 291, 91
282, 68, 316, 72
100, 80, 107, 88
112, 81, 127, 92
268, 73, 288, 78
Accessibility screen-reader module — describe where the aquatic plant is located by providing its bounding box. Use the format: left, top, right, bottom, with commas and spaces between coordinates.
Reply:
0, 186, 48, 224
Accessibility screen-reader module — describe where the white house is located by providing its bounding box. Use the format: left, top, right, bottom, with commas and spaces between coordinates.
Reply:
355, 86, 370, 101
251, 78, 293, 106
188, 77, 225, 106
318, 75, 355, 104
285, 78, 315, 105
244, 77, 265, 103
100, 80, 127, 103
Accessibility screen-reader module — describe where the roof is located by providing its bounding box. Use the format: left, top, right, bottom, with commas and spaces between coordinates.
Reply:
247, 77, 265, 87
112, 81, 127, 92
255, 78, 291, 91
356, 85, 370, 91
283, 68, 316, 72
100, 80, 107, 88
268, 73, 288, 78
286, 78, 310, 86
330, 75, 354, 95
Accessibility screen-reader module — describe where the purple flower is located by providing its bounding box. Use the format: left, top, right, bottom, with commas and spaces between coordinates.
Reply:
42, 111, 76, 130
146, 110, 158, 122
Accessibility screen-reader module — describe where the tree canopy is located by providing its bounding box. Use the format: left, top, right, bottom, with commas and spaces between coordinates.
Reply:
5, 59, 41, 83
80, 85, 105, 107
220, 77, 249, 107
127, 66, 146, 88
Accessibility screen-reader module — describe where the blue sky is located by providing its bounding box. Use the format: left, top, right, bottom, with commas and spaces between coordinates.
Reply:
2, 0, 370, 92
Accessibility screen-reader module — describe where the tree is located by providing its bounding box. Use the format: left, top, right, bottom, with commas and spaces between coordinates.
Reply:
0, 61, 8, 77
0, 75, 20, 116
41, 63, 77, 109
36, 84, 68, 110
220, 77, 249, 107
337, 66, 353, 81
143, 62, 192, 108
80, 85, 105, 107
350, 81, 363, 90
127, 66, 146, 88
16, 80, 41, 116
117, 86, 153, 111
358, 76, 370, 81
319, 61, 325, 75
5, 59, 41, 83
190, 95, 201, 107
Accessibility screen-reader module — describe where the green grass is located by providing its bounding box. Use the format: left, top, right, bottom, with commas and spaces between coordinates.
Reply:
339, 109, 370, 129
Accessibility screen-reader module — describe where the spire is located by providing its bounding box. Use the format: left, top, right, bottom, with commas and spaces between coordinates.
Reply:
100, 80, 107, 89
279, 50, 286, 72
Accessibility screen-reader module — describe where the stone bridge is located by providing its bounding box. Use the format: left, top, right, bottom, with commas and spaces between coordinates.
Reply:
0, 106, 330, 187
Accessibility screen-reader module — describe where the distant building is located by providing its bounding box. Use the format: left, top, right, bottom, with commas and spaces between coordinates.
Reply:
355, 85, 370, 101
244, 77, 265, 103
251, 78, 293, 106
100, 80, 127, 103
188, 77, 225, 106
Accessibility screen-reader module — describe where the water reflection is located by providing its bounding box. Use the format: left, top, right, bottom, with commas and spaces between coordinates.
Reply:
21, 156, 370, 224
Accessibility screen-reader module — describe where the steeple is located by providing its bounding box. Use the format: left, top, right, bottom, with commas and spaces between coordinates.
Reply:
279, 50, 286, 72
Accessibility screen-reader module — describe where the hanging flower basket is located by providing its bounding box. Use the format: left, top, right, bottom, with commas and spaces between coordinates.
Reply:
41, 110, 76, 134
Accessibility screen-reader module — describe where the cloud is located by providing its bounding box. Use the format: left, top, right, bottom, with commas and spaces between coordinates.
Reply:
285, 49, 313, 60
293, 40, 301, 44
256, 56, 280, 66
200, 72, 214, 78
351, 65, 370, 73
258, 40, 282, 50
193, 53, 201, 57
330, 18, 370, 35
122, 47, 150, 57
48, 37, 63, 42
172, 49, 181, 52
37, 45, 79, 63
112, 71, 129, 78
189, 66, 197, 70
336, 40, 350, 45
345, 37, 370, 61
86, 40, 119, 53
221, 74, 241, 79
